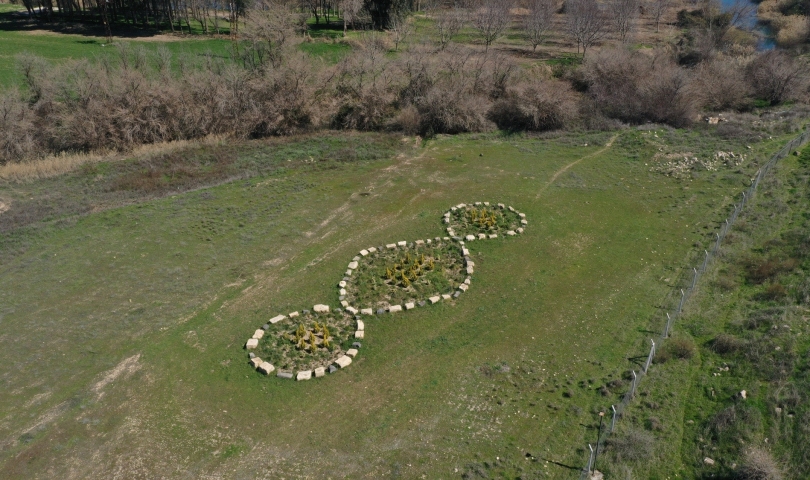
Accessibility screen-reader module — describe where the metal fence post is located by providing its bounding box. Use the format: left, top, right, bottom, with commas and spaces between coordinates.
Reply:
611, 405, 617, 432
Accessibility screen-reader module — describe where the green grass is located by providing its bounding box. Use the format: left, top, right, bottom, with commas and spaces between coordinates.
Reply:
298, 40, 351, 64
0, 126, 799, 478
602, 140, 810, 478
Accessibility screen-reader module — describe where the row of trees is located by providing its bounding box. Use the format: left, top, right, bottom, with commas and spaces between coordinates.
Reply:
1, 35, 807, 164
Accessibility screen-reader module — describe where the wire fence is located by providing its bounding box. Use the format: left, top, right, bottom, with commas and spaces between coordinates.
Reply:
578, 126, 810, 479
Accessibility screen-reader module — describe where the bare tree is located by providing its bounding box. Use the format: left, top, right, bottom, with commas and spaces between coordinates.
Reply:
434, 7, 466, 49
390, 14, 413, 50
747, 51, 808, 105
565, 0, 608, 56
341, 0, 364, 35
609, 0, 638, 42
472, 0, 512, 51
650, 0, 670, 33
524, 0, 554, 51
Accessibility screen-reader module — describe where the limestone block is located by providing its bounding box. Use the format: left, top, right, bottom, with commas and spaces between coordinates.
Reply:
489, 234, 497, 239
361, 308, 373, 315
477, 233, 486, 240
466, 261, 475, 268
258, 362, 275, 375
462, 248, 470, 256
507, 230, 516, 236
466, 266, 474, 275
297, 370, 312, 381
339, 288, 347, 296
341, 300, 349, 308
509, 206, 515, 212
312, 367, 325, 378
519, 213, 526, 218
389, 305, 403, 313
521, 219, 528, 225
442, 294, 452, 300
355, 330, 365, 339
335, 355, 352, 368
443, 237, 450, 241
459, 284, 469, 292
457, 203, 466, 208
348, 261, 359, 270
415, 240, 425, 246
246, 338, 259, 349
346, 306, 358, 315
269, 314, 287, 324
429, 296, 441, 304
353, 256, 360, 262
444, 212, 451, 218
484, 202, 490, 206
404, 302, 415, 310
345, 269, 353, 276
517, 228, 524, 234
475, 202, 481, 206
253, 329, 265, 340
360, 249, 369, 257
368, 247, 377, 253
426, 239, 432, 244
313, 304, 330, 313
498, 203, 505, 208
339, 281, 347, 288
288, 311, 300, 319
386, 243, 397, 249
250, 357, 263, 368
357, 320, 365, 330
465, 235, 476, 241
346, 348, 359, 358
397, 241, 407, 247
464, 278, 471, 285
276, 371, 293, 379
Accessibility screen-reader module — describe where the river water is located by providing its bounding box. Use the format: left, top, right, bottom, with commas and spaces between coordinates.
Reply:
720, 0, 777, 49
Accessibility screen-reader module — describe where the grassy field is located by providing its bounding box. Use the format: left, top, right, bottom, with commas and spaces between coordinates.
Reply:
602, 139, 810, 478
0, 121, 799, 478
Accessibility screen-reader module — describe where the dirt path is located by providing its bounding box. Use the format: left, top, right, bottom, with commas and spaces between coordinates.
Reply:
535, 133, 620, 198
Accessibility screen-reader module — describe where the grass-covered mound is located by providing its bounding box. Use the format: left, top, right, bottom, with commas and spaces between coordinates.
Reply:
343, 240, 466, 310
256, 310, 355, 373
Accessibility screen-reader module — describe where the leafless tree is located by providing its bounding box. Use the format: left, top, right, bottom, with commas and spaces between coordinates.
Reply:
434, 7, 466, 49
472, 0, 512, 51
565, 0, 608, 56
389, 14, 413, 50
747, 51, 808, 105
524, 0, 555, 51
341, 0, 364, 35
650, 0, 670, 33
609, 0, 639, 42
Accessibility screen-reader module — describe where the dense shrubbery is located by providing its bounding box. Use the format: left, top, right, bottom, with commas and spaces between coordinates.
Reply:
1, 35, 809, 164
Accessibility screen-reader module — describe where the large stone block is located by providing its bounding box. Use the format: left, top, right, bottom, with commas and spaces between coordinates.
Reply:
340, 300, 349, 308
389, 305, 403, 313
507, 230, 516, 236
346, 348, 358, 358
252, 329, 265, 339
250, 357, 263, 368
368, 247, 377, 253
521, 219, 528, 225
517, 228, 524, 234
339, 288, 347, 296
441, 294, 451, 300
465, 235, 475, 241
269, 314, 287, 324
357, 320, 365, 330
404, 302, 415, 310
488, 234, 498, 239
335, 355, 352, 368
313, 304, 330, 313
346, 306, 358, 315
360, 249, 369, 256
429, 296, 441, 304
258, 362, 275, 375
345, 269, 353, 276
361, 308, 373, 315
397, 241, 407, 247
277, 371, 293, 379
415, 240, 425, 246
338, 280, 347, 288
314, 367, 326, 378
246, 338, 259, 349
477, 233, 487, 240
466, 266, 474, 275
519, 213, 526, 218
297, 370, 312, 381
465, 261, 475, 268
355, 330, 365, 339
288, 311, 300, 318
459, 284, 469, 292
348, 261, 359, 270
386, 243, 397, 249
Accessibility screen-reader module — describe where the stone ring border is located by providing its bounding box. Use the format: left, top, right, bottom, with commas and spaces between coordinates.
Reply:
244, 202, 527, 381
